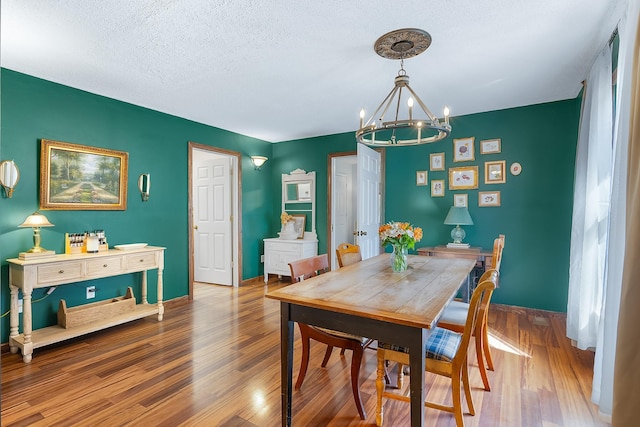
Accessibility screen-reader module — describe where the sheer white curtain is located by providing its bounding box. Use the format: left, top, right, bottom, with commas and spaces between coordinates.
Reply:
566, 44, 613, 350
594, 0, 639, 418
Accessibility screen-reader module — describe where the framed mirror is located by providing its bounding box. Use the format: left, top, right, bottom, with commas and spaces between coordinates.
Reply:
282, 169, 316, 238
0, 160, 20, 198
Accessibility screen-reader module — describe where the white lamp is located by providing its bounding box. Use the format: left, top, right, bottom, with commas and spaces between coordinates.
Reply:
18, 212, 55, 257
444, 206, 474, 248
251, 156, 268, 170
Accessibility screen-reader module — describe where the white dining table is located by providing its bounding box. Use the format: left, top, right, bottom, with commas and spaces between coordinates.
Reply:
266, 253, 476, 426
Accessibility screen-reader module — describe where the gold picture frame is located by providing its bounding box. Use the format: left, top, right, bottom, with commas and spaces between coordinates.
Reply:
416, 170, 428, 186
291, 214, 306, 239
40, 139, 129, 210
453, 137, 475, 162
480, 138, 501, 154
479, 191, 501, 207
484, 160, 506, 184
431, 179, 445, 197
453, 194, 468, 208
430, 152, 445, 171
449, 166, 478, 190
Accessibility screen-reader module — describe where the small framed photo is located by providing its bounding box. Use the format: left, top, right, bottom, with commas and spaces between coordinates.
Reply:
480, 139, 501, 154
416, 170, 428, 186
453, 194, 468, 208
510, 162, 522, 176
431, 179, 445, 197
479, 191, 501, 207
291, 214, 307, 239
430, 152, 445, 171
484, 160, 506, 184
449, 166, 478, 190
453, 137, 475, 162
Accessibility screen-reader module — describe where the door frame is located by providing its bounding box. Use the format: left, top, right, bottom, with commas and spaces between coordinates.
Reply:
327, 148, 385, 267
188, 141, 243, 298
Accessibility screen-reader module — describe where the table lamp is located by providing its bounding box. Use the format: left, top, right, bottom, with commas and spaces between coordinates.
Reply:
444, 206, 474, 248
18, 212, 55, 257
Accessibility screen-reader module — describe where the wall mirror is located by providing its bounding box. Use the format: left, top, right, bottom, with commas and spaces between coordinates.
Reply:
0, 160, 20, 198
282, 169, 316, 238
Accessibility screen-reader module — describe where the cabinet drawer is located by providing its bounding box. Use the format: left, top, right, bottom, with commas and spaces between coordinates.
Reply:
86, 257, 123, 278
38, 262, 83, 284
124, 252, 158, 271
265, 242, 300, 253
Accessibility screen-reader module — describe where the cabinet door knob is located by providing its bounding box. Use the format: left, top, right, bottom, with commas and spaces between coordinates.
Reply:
59, 270, 64, 274
103, 264, 108, 268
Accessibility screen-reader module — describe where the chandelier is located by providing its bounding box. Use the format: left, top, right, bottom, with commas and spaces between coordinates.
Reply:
356, 28, 451, 147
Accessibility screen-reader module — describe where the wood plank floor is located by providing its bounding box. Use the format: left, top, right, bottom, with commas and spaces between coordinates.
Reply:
1, 278, 609, 426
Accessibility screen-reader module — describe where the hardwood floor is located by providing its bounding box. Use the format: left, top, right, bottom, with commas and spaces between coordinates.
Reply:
1, 278, 608, 426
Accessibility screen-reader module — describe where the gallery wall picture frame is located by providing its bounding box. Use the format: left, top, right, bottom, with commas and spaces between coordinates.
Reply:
40, 139, 129, 210
479, 191, 501, 207
291, 214, 307, 239
449, 166, 479, 190
510, 162, 522, 175
453, 137, 475, 162
430, 152, 445, 171
431, 179, 445, 197
484, 160, 506, 184
416, 170, 428, 186
480, 138, 501, 154
454, 194, 468, 208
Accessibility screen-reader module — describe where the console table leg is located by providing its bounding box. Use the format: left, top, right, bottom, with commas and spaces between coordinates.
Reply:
22, 287, 33, 363
157, 265, 164, 321
9, 284, 19, 354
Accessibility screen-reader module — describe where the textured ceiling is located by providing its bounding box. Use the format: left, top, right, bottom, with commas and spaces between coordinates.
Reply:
0, 0, 624, 143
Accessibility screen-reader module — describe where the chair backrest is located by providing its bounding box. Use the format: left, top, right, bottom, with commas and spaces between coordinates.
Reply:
336, 243, 362, 268
289, 254, 330, 283
490, 234, 505, 271
453, 270, 498, 365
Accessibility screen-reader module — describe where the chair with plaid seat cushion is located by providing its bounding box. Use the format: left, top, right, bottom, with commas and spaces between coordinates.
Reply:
375, 272, 498, 427
289, 254, 373, 420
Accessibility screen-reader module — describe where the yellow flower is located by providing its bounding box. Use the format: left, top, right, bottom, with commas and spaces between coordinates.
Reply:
280, 211, 294, 225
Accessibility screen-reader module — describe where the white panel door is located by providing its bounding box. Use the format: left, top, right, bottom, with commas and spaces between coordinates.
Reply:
193, 157, 232, 285
356, 144, 382, 260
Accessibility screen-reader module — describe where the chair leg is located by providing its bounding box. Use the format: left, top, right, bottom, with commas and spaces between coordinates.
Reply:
350, 346, 366, 419
295, 334, 311, 390
375, 350, 385, 426
452, 367, 464, 427
321, 345, 334, 367
462, 356, 475, 416
482, 316, 494, 371
475, 323, 491, 391
340, 348, 346, 356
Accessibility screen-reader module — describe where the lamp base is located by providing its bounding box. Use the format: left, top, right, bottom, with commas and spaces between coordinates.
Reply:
19, 250, 56, 260
446, 242, 470, 249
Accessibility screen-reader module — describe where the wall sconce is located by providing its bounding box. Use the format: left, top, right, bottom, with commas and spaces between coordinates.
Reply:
251, 156, 268, 170
138, 173, 151, 201
18, 212, 55, 257
0, 160, 20, 198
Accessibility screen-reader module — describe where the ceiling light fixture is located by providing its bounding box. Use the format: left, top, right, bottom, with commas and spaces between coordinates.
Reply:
356, 28, 451, 147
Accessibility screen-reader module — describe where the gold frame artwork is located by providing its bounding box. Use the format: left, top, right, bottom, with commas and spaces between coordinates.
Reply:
453, 137, 475, 162
430, 152, 445, 171
416, 171, 428, 186
484, 160, 506, 184
453, 194, 468, 208
431, 179, 445, 197
40, 139, 129, 210
480, 138, 501, 154
479, 191, 501, 207
449, 166, 479, 190
291, 214, 307, 239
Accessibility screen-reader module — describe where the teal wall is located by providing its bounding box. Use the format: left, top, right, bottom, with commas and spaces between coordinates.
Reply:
272, 100, 580, 312
0, 68, 580, 345
0, 69, 273, 343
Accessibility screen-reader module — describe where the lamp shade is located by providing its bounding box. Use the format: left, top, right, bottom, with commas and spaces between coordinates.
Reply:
443, 207, 474, 226
251, 156, 268, 168
19, 212, 54, 228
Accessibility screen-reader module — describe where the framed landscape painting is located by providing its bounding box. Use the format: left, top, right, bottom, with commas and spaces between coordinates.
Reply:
40, 139, 129, 210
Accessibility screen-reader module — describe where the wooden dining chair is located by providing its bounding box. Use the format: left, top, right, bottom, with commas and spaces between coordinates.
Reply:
439, 234, 505, 391
336, 243, 362, 268
438, 268, 499, 391
375, 271, 498, 427
288, 254, 372, 420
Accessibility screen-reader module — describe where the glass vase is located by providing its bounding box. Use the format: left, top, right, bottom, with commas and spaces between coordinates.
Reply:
391, 244, 408, 272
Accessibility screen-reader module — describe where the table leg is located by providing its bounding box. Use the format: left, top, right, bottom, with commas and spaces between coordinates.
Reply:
409, 328, 426, 426
157, 265, 164, 321
22, 286, 34, 363
280, 302, 294, 427
462, 274, 471, 303
9, 284, 19, 354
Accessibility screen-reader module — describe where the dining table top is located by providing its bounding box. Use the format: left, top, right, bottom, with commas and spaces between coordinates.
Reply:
266, 254, 476, 330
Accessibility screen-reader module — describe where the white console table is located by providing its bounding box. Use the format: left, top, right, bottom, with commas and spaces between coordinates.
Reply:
263, 238, 317, 284
7, 246, 165, 363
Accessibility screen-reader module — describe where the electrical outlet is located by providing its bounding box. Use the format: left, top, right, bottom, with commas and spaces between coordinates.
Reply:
18, 299, 23, 314
260, 254, 265, 263
86, 286, 96, 299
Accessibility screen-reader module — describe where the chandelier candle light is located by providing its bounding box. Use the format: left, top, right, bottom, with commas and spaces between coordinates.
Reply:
379, 221, 423, 272
356, 28, 451, 147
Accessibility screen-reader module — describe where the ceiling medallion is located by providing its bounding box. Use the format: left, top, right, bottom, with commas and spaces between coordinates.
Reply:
356, 28, 451, 147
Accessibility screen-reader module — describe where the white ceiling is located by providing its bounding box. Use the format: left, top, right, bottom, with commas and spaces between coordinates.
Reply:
0, 0, 624, 143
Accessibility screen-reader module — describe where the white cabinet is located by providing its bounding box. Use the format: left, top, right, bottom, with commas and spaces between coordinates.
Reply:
264, 238, 318, 283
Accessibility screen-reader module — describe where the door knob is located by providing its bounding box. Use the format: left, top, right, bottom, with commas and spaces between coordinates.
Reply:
194, 225, 198, 230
